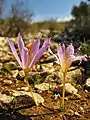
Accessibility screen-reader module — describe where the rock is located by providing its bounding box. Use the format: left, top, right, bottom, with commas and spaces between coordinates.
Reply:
12, 70, 19, 78
79, 107, 84, 112
42, 63, 55, 73
19, 70, 25, 77
69, 93, 81, 100
44, 67, 83, 84
67, 109, 74, 116
35, 83, 56, 91
11, 90, 44, 106
17, 87, 29, 91
3, 79, 13, 85
53, 83, 78, 96
74, 93, 81, 99
3, 46, 10, 53
45, 73, 60, 83
66, 67, 82, 83
0, 93, 13, 104
60, 83, 78, 95
84, 78, 90, 92
74, 112, 81, 117
54, 94, 61, 100
1, 55, 13, 63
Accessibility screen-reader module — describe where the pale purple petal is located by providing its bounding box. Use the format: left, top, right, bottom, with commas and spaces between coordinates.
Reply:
18, 34, 25, 63
31, 38, 40, 55
66, 44, 75, 67
58, 44, 63, 55
79, 55, 87, 64
57, 45, 64, 67
26, 39, 40, 67
66, 44, 74, 56
21, 47, 28, 69
57, 44, 75, 72
8, 40, 21, 66
48, 46, 59, 62
65, 55, 75, 71
29, 39, 49, 68
62, 44, 65, 52
74, 55, 87, 63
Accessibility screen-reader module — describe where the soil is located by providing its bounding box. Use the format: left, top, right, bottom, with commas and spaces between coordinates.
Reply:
0, 71, 90, 120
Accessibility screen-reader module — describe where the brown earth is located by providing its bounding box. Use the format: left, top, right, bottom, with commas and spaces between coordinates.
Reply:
0, 71, 90, 120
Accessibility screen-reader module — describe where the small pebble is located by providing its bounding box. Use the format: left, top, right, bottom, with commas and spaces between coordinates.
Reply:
75, 112, 81, 117
79, 107, 84, 112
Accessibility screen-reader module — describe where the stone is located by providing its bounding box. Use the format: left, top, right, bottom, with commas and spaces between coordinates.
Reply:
67, 109, 74, 116
12, 70, 19, 78
0, 93, 13, 104
11, 90, 44, 106
60, 83, 78, 95
74, 112, 81, 117
79, 107, 84, 112
35, 83, 56, 91
74, 93, 81, 99
66, 67, 82, 83
1, 55, 12, 62
17, 87, 29, 91
53, 83, 78, 96
84, 78, 90, 92
3, 79, 13, 85
42, 63, 55, 73
86, 78, 90, 87
45, 73, 60, 83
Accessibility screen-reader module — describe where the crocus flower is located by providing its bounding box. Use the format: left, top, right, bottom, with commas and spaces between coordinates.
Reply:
57, 44, 87, 110
8, 34, 49, 73
8, 34, 50, 106
49, 43, 87, 111
57, 44, 87, 72
57, 44, 75, 73
49, 43, 87, 73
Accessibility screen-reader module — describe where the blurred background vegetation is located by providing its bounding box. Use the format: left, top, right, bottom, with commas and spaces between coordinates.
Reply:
0, 0, 90, 54
0, 0, 89, 37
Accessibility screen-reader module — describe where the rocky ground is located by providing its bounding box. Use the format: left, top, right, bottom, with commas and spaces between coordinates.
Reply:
0, 37, 90, 120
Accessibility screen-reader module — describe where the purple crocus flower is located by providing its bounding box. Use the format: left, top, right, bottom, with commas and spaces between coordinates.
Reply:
57, 44, 75, 73
57, 43, 87, 110
8, 34, 49, 72
49, 43, 87, 73
57, 44, 87, 73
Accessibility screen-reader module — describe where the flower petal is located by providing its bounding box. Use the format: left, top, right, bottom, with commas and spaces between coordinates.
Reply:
48, 46, 59, 62
57, 44, 64, 68
18, 34, 24, 58
18, 34, 26, 68
57, 44, 75, 73
62, 44, 65, 52
29, 39, 49, 68
31, 38, 40, 55
8, 40, 21, 66
21, 47, 28, 69
65, 44, 75, 70
18, 34, 24, 52
66, 44, 74, 56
